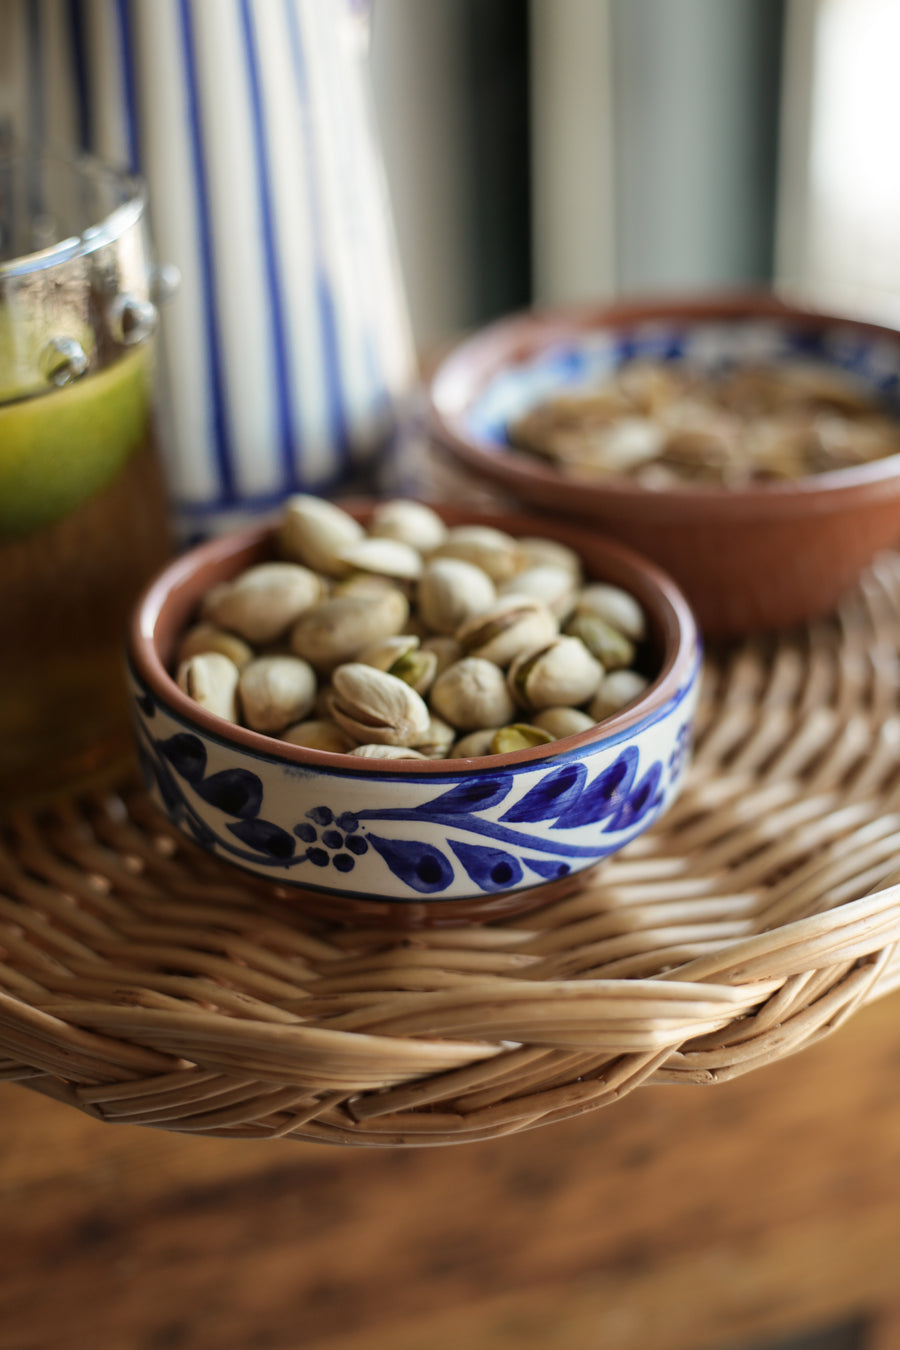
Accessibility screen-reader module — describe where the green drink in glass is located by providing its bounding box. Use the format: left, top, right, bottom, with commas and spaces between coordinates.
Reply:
0, 149, 173, 805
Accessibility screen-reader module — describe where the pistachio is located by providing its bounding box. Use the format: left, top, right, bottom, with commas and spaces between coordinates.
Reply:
590, 670, 650, 720
368, 499, 448, 553
355, 634, 438, 696
357, 635, 420, 672
564, 611, 635, 670
330, 663, 431, 746
290, 587, 409, 672
576, 583, 647, 642
517, 536, 584, 581
414, 713, 456, 759
280, 719, 355, 753
491, 723, 554, 754
176, 622, 255, 670
238, 655, 317, 734
417, 557, 496, 635
205, 562, 324, 644
432, 524, 526, 585
456, 594, 558, 667
430, 657, 516, 731
176, 652, 240, 722
389, 648, 439, 696
278, 494, 364, 575
348, 744, 428, 759
500, 565, 578, 620
509, 636, 603, 712
452, 729, 498, 758
334, 536, 423, 581
420, 635, 463, 678
533, 706, 596, 739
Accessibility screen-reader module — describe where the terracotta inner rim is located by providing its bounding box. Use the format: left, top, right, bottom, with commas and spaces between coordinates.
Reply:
128, 503, 699, 776
427, 290, 900, 510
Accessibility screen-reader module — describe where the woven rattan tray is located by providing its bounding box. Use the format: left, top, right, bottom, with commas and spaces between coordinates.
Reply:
4, 556, 900, 1146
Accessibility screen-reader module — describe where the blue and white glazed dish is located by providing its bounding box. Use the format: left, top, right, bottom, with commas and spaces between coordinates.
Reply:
428, 294, 900, 638
128, 506, 700, 924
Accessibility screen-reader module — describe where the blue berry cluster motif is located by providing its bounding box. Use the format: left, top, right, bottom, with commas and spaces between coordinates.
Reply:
136, 712, 670, 899
294, 807, 368, 873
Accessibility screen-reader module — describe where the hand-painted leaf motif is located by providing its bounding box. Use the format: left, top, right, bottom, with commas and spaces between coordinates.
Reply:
501, 763, 587, 823
449, 840, 523, 892
196, 768, 263, 819
140, 743, 181, 812
186, 815, 218, 847
421, 777, 513, 816
551, 748, 638, 830
367, 833, 454, 893
227, 818, 296, 859
606, 761, 663, 832
159, 732, 207, 784
524, 856, 571, 881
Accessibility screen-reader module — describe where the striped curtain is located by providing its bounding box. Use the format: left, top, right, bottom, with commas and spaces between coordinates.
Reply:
0, 0, 416, 537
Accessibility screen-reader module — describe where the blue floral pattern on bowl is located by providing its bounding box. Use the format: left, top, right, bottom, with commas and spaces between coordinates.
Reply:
129, 648, 701, 905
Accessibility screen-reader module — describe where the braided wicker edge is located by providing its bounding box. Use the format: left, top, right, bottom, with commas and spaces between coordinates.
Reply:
3, 556, 900, 1145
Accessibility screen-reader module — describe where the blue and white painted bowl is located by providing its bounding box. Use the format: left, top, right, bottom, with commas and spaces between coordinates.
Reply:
128, 505, 700, 924
428, 293, 900, 637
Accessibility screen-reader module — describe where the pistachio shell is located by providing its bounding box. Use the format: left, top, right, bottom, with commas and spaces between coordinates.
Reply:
348, 744, 428, 759
420, 635, 463, 678
290, 587, 409, 672
500, 565, 578, 621
334, 536, 423, 581
414, 713, 456, 759
430, 657, 516, 731
490, 723, 553, 754
590, 670, 650, 720
576, 583, 647, 641
509, 636, 603, 712
205, 562, 324, 644
278, 494, 364, 575
452, 729, 499, 758
280, 719, 355, 753
456, 594, 558, 667
367, 499, 448, 552
532, 706, 596, 739
330, 663, 431, 746
564, 611, 635, 670
418, 557, 496, 635
357, 635, 420, 671
176, 652, 240, 722
176, 622, 255, 670
432, 524, 526, 584
238, 656, 317, 733
516, 536, 584, 581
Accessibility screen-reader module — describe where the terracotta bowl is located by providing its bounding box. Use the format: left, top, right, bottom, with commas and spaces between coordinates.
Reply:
127, 503, 700, 926
427, 292, 900, 637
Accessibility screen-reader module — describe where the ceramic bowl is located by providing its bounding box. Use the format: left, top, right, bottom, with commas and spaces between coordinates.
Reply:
427, 292, 900, 637
127, 504, 700, 925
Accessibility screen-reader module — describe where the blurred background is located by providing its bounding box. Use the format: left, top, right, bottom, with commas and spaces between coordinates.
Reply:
371, 0, 900, 351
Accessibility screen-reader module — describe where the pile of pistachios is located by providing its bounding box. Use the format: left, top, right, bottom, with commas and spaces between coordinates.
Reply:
174, 496, 652, 760
508, 358, 900, 486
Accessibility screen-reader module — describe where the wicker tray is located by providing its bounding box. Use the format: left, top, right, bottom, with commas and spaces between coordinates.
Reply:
4, 556, 900, 1147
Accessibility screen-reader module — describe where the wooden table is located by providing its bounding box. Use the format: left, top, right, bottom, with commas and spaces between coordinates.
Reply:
2, 984, 899, 1350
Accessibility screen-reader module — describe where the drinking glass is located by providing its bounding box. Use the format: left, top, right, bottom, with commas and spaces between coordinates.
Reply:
0, 148, 173, 805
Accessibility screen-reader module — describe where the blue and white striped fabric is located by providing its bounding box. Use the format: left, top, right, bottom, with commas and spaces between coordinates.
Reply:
2, 0, 416, 537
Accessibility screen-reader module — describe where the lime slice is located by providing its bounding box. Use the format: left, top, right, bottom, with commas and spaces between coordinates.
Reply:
0, 342, 153, 538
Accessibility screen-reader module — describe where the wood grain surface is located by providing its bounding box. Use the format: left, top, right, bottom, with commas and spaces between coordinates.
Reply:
2, 986, 900, 1350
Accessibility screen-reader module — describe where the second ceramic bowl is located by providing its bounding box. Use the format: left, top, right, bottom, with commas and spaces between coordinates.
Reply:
428, 292, 900, 636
